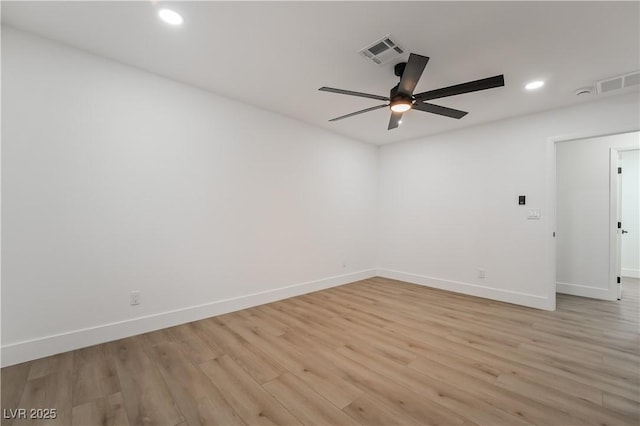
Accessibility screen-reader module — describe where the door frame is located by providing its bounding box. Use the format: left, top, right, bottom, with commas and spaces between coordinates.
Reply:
547, 129, 639, 305
611, 148, 623, 300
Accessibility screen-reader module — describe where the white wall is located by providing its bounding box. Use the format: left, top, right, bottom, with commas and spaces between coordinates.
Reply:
556, 133, 640, 299
378, 93, 640, 310
620, 149, 640, 278
3, 26, 640, 368
1, 28, 378, 366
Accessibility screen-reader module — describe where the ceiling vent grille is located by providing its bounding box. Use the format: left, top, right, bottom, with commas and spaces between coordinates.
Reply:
358, 35, 406, 66
595, 71, 640, 94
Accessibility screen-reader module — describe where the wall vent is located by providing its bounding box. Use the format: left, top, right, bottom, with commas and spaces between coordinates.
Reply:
358, 35, 406, 66
595, 71, 640, 94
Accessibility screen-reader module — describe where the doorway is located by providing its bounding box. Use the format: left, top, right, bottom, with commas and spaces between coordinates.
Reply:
555, 131, 640, 301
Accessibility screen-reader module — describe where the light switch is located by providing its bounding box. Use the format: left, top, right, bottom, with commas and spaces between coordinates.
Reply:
527, 209, 541, 220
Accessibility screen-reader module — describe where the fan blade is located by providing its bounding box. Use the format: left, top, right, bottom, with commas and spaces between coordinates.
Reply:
413, 102, 468, 119
328, 104, 388, 122
397, 53, 429, 96
388, 111, 403, 130
319, 87, 389, 101
414, 75, 505, 101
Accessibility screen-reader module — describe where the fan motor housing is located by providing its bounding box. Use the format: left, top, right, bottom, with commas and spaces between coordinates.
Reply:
390, 84, 413, 103
394, 62, 407, 78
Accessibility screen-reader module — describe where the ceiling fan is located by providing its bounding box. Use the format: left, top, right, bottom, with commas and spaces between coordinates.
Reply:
319, 53, 505, 130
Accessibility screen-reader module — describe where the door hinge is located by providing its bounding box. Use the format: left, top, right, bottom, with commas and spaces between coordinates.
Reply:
618, 167, 622, 174
618, 221, 622, 229
617, 276, 621, 284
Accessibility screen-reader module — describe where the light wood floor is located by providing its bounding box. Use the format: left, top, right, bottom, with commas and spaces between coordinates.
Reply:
2, 277, 639, 426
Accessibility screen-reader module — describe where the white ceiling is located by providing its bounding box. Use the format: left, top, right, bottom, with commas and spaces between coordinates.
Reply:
2, 1, 639, 145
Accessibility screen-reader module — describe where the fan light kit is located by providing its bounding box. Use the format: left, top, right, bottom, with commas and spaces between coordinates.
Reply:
320, 53, 505, 130
525, 80, 544, 90
390, 100, 412, 113
158, 9, 183, 26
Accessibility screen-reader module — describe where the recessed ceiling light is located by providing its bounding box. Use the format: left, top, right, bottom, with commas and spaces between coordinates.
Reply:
525, 80, 544, 90
158, 9, 183, 26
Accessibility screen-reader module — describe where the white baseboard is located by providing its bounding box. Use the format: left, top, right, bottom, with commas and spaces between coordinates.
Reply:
1, 269, 376, 367
377, 269, 554, 311
556, 281, 617, 301
622, 268, 640, 279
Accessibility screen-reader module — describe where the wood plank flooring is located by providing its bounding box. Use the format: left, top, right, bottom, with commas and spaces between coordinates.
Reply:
2, 277, 639, 425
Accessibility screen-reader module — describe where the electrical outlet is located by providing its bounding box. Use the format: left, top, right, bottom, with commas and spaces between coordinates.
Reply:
478, 268, 485, 279
130, 291, 141, 306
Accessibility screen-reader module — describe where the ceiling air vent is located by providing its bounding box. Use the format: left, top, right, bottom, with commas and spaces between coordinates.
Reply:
595, 71, 640, 94
359, 35, 406, 66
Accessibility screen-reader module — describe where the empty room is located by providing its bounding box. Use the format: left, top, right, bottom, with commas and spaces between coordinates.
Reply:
1, 1, 639, 425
